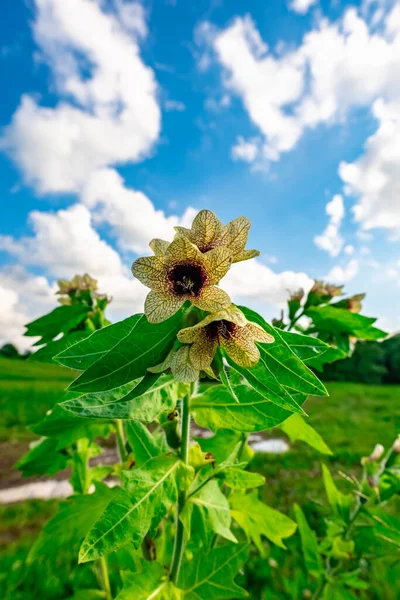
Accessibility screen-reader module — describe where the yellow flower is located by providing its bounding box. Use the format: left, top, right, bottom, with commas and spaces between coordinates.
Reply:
346, 293, 365, 313
131, 235, 233, 323
173, 209, 260, 264
177, 305, 274, 370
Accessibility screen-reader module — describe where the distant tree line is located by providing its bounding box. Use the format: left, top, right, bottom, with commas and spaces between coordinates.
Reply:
321, 334, 400, 384
0, 343, 31, 360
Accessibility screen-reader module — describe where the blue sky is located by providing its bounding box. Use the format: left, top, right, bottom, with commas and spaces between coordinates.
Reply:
0, 0, 399, 348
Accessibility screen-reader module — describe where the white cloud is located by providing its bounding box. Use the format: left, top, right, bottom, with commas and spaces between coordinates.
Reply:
340, 99, 400, 235
289, 0, 318, 15
0, 0, 160, 194
314, 194, 345, 257
224, 258, 313, 307
325, 259, 359, 283
231, 136, 260, 163
164, 99, 186, 112
344, 244, 355, 255
81, 168, 197, 254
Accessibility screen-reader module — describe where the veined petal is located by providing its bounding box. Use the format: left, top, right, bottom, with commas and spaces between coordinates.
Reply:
223, 328, 260, 368
178, 326, 203, 344
246, 322, 274, 344
179, 306, 247, 342
144, 291, 184, 324
219, 216, 251, 256
170, 346, 199, 383
232, 249, 260, 264
166, 234, 204, 264
192, 285, 231, 312
189, 329, 218, 370
191, 209, 223, 250
149, 238, 170, 256
131, 256, 167, 292
204, 246, 233, 284
174, 226, 194, 240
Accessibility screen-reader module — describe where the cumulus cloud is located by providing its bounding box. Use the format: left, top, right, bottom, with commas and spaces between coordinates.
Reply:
314, 194, 345, 257
231, 136, 260, 163
325, 259, 360, 283
0, 0, 160, 194
289, 0, 318, 15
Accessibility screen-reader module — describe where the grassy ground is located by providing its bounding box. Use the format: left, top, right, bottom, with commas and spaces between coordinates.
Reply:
0, 358, 399, 599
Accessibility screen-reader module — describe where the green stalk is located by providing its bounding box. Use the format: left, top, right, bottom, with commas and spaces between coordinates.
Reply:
169, 390, 191, 584
114, 419, 127, 462
99, 556, 112, 600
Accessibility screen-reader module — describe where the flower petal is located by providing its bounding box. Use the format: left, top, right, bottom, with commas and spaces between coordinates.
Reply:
179, 306, 247, 343
178, 326, 202, 344
191, 209, 223, 250
219, 216, 251, 256
189, 329, 218, 370
149, 238, 170, 256
174, 226, 194, 240
170, 346, 199, 383
131, 256, 167, 292
165, 234, 204, 264
232, 249, 260, 264
246, 322, 275, 344
204, 247, 233, 284
223, 327, 260, 368
192, 285, 231, 312
144, 291, 184, 323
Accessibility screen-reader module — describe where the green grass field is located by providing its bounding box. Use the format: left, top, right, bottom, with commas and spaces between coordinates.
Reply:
0, 358, 399, 599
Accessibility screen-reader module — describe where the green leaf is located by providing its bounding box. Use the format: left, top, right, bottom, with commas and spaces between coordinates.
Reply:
293, 504, 323, 578
63, 310, 186, 393
279, 330, 347, 369
25, 304, 91, 343
116, 564, 179, 600
29, 482, 119, 560
230, 491, 297, 553
240, 306, 328, 396
226, 354, 306, 415
197, 430, 254, 466
16, 437, 69, 477
306, 306, 387, 340
322, 464, 353, 523
31, 331, 90, 364
31, 403, 112, 449
367, 507, 400, 547
323, 583, 358, 600
280, 414, 332, 455
218, 467, 265, 489
177, 544, 249, 599
55, 315, 142, 370
181, 480, 237, 543
191, 384, 292, 432
126, 421, 165, 467
80, 456, 181, 562
61, 375, 178, 422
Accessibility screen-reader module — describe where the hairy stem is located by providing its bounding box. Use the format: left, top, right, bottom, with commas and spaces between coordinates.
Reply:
169, 390, 191, 584
114, 419, 127, 462
99, 556, 112, 600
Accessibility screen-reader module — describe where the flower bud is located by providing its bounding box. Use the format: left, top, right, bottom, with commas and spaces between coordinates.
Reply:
393, 437, 400, 454
289, 288, 304, 302
368, 443, 384, 462
303, 591, 312, 599
268, 558, 278, 569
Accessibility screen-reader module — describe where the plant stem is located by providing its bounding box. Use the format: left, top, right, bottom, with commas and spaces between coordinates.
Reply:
114, 419, 127, 462
311, 578, 325, 600
99, 555, 112, 600
169, 390, 191, 585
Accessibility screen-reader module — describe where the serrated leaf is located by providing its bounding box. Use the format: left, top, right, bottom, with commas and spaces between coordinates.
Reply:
218, 467, 265, 489
16, 437, 69, 477
280, 414, 332, 455
177, 544, 249, 599
61, 375, 178, 421
240, 306, 328, 397
191, 384, 292, 432
116, 564, 180, 599
230, 491, 297, 553
181, 480, 237, 543
226, 354, 306, 415
293, 504, 323, 578
31, 403, 112, 449
63, 310, 186, 393
126, 421, 165, 466
80, 456, 180, 562
28, 483, 119, 561
306, 306, 387, 340
25, 304, 91, 343
322, 464, 353, 523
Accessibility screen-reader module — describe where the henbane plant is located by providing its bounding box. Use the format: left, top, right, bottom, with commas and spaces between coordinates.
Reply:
18, 209, 393, 599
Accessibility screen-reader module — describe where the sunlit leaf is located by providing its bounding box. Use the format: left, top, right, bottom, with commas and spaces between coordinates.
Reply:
31, 331, 89, 364
116, 563, 180, 599
306, 306, 387, 340
322, 464, 353, 523
126, 421, 165, 467
280, 414, 332, 455
230, 491, 297, 553
16, 437, 69, 477
293, 504, 323, 578
197, 431, 254, 466
218, 467, 265, 489
279, 330, 346, 369
25, 304, 91, 344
